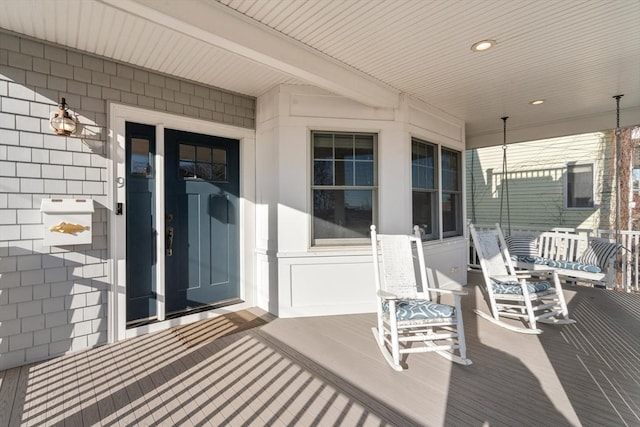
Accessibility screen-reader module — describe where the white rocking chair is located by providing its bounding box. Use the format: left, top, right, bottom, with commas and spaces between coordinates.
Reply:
370, 225, 471, 371
469, 223, 576, 334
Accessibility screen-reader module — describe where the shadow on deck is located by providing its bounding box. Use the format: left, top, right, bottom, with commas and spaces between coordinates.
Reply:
1, 271, 639, 426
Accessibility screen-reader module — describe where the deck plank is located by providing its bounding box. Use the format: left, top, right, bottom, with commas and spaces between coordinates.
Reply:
1, 291, 640, 426
0, 367, 20, 426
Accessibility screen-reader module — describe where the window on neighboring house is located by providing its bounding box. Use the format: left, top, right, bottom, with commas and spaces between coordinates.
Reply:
412, 138, 462, 240
312, 131, 377, 244
566, 163, 594, 208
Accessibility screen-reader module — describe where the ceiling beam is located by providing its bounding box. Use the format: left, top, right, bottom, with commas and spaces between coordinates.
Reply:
101, 0, 400, 109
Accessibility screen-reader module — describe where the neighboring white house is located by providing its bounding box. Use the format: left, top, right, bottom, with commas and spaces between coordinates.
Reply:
466, 132, 618, 230
0, 30, 468, 370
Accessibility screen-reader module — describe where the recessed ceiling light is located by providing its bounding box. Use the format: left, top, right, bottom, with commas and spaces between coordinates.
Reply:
471, 39, 496, 52
529, 99, 545, 105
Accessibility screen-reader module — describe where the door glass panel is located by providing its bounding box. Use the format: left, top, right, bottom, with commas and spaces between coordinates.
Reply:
212, 148, 226, 164
212, 148, 227, 182
179, 144, 227, 182
131, 138, 152, 177
197, 146, 212, 162
179, 144, 196, 178
212, 164, 227, 181
180, 144, 195, 161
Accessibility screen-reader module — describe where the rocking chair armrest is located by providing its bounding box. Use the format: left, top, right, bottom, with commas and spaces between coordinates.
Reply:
514, 272, 532, 279
377, 289, 399, 300
492, 275, 520, 282
423, 287, 468, 297
528, 268, 555, 275
517, 269, 557, 278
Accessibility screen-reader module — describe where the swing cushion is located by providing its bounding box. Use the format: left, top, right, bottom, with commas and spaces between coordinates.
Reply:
545, 259, 601, 273
382, 299, 455, 320
510, 254, 547, 264
490, 279, 552, 295
577, 239, 623, 270
505, 235, 538, 257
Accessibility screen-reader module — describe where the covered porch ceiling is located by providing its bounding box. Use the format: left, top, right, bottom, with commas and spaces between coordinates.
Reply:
1, 0, 638, 148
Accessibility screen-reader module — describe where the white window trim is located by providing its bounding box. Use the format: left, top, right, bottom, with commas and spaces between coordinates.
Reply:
310, 130, 378, 246
441, 146, 463, 238
412, 138, 463, 240
107, 102, 256, 344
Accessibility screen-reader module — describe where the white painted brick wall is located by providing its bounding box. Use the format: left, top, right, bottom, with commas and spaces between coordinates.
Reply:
0, 30, 255, 370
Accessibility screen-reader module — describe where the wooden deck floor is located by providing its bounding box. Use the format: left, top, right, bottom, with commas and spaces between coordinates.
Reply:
1, 271, 640, 426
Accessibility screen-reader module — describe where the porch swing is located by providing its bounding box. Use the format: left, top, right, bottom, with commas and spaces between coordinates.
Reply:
469, 116, 511, 233
469, 117, 576, 333
498, 116, 511, 235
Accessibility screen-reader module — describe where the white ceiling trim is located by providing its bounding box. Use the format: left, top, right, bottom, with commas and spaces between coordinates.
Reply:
100, 0, 400, 108
467, 106, 640, 149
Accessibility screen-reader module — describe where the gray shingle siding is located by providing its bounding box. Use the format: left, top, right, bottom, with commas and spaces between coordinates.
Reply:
0, 30, 256, 370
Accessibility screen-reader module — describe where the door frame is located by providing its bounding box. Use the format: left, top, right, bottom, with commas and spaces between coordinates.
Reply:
107, 102, 256, 343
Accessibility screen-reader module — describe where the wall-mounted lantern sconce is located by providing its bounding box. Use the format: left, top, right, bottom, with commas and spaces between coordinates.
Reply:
50, 97, 77, 136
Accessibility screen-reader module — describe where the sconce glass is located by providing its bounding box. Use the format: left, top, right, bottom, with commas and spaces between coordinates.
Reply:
50, 97, 77, 136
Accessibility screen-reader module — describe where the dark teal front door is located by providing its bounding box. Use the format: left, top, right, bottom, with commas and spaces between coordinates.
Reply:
164, 129, 240, 316
125, 123, 240, 324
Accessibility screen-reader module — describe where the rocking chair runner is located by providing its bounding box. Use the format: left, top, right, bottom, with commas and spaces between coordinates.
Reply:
468, 223, 576, 334
370, 225, 471, 370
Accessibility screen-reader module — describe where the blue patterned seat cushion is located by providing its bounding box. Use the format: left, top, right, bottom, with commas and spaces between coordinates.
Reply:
545, 259, 601, 273
490, 279, 552, 295
382, 299, 454, 320
510, 255, 547, 265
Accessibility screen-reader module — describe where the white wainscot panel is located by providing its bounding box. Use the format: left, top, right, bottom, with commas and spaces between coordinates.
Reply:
422, 239, 468, 289
279, 256, 376, 317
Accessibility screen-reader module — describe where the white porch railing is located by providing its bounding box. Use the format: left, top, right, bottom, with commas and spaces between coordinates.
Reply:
468, 223, 640, 293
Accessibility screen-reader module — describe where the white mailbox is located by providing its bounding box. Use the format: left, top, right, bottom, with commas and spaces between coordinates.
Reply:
40, 198, 94, 246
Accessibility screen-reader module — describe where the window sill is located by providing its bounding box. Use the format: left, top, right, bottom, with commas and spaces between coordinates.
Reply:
421, 235, 466, 247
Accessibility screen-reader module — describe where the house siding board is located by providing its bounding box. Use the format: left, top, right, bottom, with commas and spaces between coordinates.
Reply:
0, 31, 256, 370
466, 132, 614, 230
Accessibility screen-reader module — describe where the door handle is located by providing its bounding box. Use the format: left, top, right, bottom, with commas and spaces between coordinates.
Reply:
166, 227, 174, 256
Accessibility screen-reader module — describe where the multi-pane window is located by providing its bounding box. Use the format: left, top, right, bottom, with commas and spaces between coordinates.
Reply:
441, 148, 462, 237
312, 132, 377, 243
178, 143, 227, 182
412, 138, 462, 240
412, 139, 438, 240
566, 163, 594, 208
